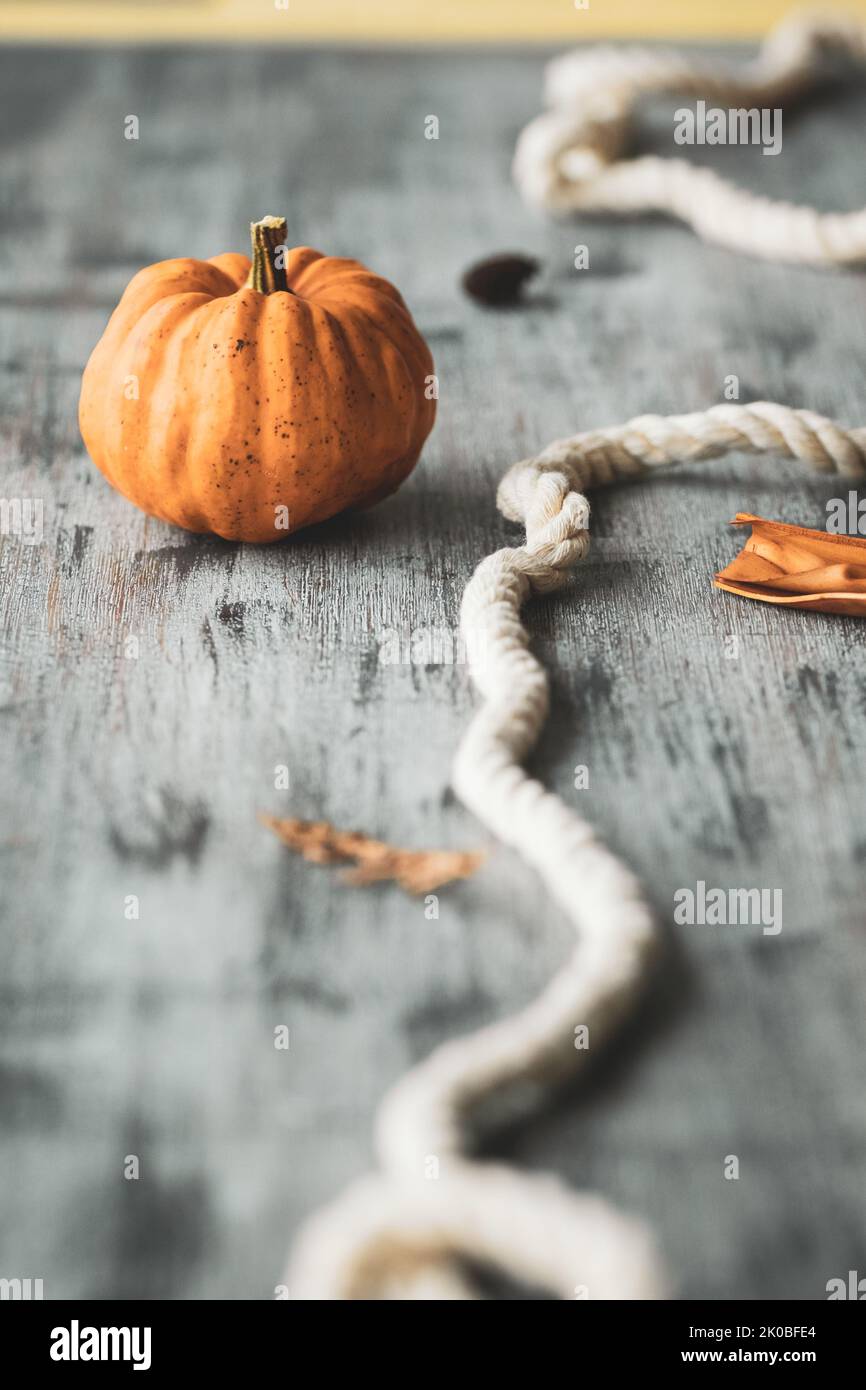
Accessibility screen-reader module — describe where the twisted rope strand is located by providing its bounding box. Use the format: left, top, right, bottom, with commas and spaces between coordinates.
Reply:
286, 402, 865, 1299
513, 12, 866, 265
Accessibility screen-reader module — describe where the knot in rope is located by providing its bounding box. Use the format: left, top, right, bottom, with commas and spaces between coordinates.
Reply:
517, 476, 591, 593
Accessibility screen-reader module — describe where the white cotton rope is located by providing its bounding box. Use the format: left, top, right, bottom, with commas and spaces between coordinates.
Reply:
285, 401, 866, 1300
513, 11, 866, 265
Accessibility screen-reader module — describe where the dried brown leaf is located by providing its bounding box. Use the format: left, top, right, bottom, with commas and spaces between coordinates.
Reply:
259, 813, 485, 896
715, 514, 866, 616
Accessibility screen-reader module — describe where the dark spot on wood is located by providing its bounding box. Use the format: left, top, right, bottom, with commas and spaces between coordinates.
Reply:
354, 642, 381, 704
578, 249, 638, 279
401, 986, 494, 1062
423, 325, 464, 344
71, 242, 158, 270
71, 524, 93, 568
262, 974, 351, 1012
0, 1062, 62, 1131
92, 1111, 214, 1298
217, 600, 246, 637
797, 664, 840, 714
55, 524, 94, 574
135, 539, 234, 581
728, 790, 770, 854
200, 617, 218, 674
108, 789, 210, 870
754, 326, 817, 367
0, 291, 123, 311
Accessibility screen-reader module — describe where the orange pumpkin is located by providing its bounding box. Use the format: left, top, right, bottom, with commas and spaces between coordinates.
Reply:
79, 216, 436, 542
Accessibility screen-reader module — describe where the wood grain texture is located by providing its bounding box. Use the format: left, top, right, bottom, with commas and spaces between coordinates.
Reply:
1, 43, 865, 1301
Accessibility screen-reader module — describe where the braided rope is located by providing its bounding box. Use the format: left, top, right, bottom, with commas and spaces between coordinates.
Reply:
285, 402, 866, 1299
513, 12, 866, 265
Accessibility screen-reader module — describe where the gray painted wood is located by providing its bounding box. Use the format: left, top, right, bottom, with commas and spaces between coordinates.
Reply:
1, 41, 865, 1301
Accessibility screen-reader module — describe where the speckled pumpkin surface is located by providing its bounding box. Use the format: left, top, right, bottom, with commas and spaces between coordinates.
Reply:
78, 222, 436, 542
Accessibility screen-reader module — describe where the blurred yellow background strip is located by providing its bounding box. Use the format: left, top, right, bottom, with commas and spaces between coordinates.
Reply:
2, 0, 866, 45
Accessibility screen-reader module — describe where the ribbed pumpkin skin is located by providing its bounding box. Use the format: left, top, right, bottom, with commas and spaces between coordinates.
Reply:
79, 247, 436, 541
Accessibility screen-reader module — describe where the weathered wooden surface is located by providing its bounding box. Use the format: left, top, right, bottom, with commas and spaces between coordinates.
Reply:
1, 43, 865, 1301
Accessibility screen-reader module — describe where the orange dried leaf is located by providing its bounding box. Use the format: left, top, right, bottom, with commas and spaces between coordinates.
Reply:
714, 513, 866, 616
259, 814, 485, 896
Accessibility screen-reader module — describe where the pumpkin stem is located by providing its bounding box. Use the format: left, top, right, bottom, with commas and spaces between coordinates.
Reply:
246, 215, 291, 294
